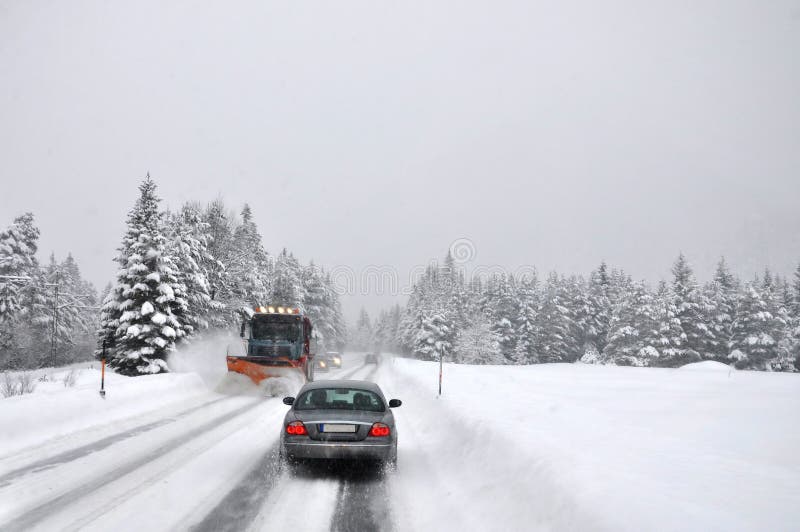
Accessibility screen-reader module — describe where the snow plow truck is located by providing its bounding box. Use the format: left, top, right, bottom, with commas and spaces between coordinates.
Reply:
226, 305, 315, 385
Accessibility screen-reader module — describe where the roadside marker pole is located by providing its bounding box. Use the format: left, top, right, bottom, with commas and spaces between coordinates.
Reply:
100, 340, 107, 398
438, 354, 443, 396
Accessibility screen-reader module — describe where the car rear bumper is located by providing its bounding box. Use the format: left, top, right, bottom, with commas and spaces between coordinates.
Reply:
284, 440, 394, 461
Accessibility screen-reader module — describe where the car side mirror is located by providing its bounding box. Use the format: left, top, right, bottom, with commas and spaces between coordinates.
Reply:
283, 397, 295, 406
388, 399, 402, 408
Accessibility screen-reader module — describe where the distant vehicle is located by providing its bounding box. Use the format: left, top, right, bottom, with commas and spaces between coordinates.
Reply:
326, 352, 342, 369
364, 353, 380, 364
281, 380, 400, 465
314, 357, 330, 373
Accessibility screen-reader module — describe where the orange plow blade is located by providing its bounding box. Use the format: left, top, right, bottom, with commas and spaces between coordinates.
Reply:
226, 356, 306, 385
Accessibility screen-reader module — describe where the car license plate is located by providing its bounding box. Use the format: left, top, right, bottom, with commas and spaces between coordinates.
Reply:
320, 424, 356, 433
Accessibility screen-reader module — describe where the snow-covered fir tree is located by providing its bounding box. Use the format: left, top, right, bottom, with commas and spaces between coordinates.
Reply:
302, 262, 346, 351
512, 274, 538, 364
601, 281, 661, 366
586, 262, 612, 354
201, 199, 235, 320
535, 272, 579, 363
729, 279, 784, 370
413, 311, 452, 362
0, 213, 40, 323
454, 312, 503, 364
166, 204, 221, 337
704, 257, 738, 361
351, 308, 374, 351
271, 249, 305, 307
486, 273, 518, 361
667, 254, 713, 364
391, 246, 800, 371
0, 214, 44, 368
229, 204, 271, 309
98, 176, 188, 375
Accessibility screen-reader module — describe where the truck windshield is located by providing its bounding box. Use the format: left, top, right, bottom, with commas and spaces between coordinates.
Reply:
251, 317, 301, 343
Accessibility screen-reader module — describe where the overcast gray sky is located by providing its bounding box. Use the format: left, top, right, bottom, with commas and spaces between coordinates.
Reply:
1, 0, 799, 321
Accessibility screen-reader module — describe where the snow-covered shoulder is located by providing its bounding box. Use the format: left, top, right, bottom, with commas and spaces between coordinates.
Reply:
0, 368, 208, 458
385, 356, 800, 532
679, 360, 735, 371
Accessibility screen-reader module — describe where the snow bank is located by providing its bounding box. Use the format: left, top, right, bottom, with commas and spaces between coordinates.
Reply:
385, 357, 800, 531
0, 369, 208, 458
679, 360, 734, 372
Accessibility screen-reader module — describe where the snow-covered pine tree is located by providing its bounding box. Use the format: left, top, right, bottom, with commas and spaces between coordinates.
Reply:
325, 272, 348, 350
486, 273, 518, 361
40, 254, 82, 358
351, 308, 374, 351
512, 273, 538, 364
773, 277, 797, 371
413, 311, 452, 362
386, 304, 403, 353
229, 204, 271, 310
167, 204, 218, 337
60, 253, 99, 362
704, 257, 738, 362
535, 272, 579, 363
602, 281, 660, 366
201, 199, 236, 325
562, 275, 593, 359
792, 263, 800, 319
650, 280, 686, 366
670, 253, 714, 361
729, 280, 782, 370
601, 280, 638, 365
373, 309, 390, 353
790, 265, 800, 370
583, 263, 612, 357
0, 213, 40, 322
302, 262, 345, 352
454, 311, 503, 364
0, 213, 44, 369
271, 248, 305, 307
98, 176, 189, 375
760, 270, 792, 370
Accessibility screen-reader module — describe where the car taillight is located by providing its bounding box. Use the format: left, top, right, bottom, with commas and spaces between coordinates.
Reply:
369, 423, 390, 437
286, 421, 307, 435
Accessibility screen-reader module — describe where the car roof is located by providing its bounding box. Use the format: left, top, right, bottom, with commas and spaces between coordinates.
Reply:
300, 379, 383, 394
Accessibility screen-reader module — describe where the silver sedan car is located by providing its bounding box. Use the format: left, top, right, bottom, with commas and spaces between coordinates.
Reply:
280, 380, 401, 465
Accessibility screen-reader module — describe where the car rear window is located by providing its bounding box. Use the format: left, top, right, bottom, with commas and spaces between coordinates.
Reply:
295, 388, 385, 412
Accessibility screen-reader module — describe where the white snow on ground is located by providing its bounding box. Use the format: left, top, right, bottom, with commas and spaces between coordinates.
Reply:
0, 353, 797, 531
0, 367, 209, 458
383, 358, 800, 532
679, 360, 734, 372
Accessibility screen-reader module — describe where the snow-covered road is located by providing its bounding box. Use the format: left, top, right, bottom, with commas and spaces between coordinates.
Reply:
1, 355, 798, 531
0, 357, 397, 532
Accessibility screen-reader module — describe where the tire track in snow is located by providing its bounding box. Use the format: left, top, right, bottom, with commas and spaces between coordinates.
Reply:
192, 363, 377, 531
330, 466, 394, 532
328, 360, 392, 532
329, 362, 370, 381
0, 396, 230, 488
189, 442, 282, 532
0, 397, 265, 532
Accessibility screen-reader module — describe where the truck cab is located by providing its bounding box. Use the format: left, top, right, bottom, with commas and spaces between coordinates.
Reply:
226, 305, 315, 384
